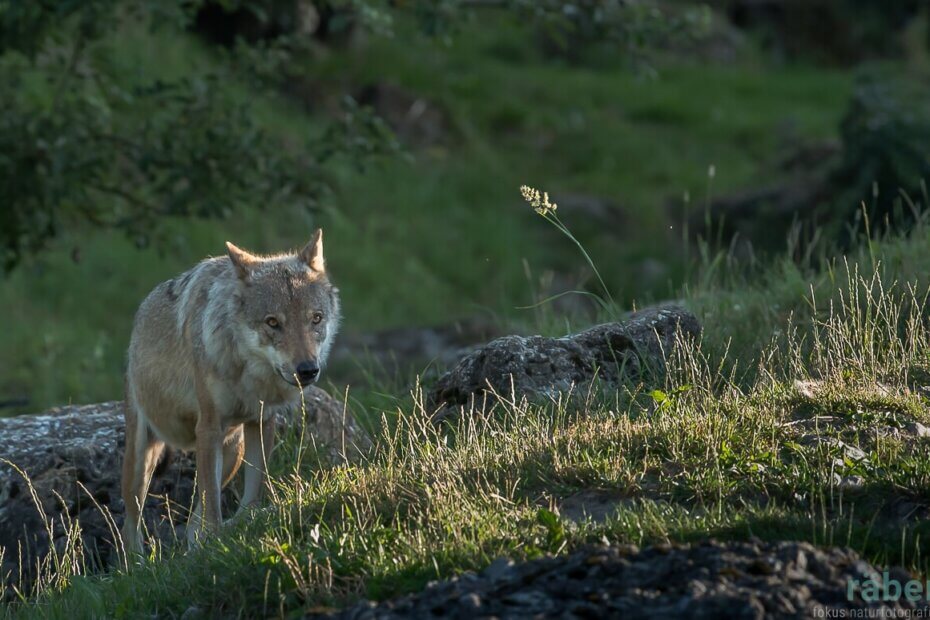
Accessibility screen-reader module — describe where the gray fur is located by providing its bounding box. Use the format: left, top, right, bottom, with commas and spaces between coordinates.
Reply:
120, 231, 340, 552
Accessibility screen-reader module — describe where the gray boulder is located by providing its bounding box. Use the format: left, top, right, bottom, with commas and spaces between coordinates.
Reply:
429, 306, 700, 420
0, 387, 370, 593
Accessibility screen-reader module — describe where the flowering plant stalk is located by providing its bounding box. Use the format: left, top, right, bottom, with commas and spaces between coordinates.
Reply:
520, 185, 618, 313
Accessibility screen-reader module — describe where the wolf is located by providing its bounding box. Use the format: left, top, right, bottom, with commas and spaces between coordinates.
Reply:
120, 229, 340, 552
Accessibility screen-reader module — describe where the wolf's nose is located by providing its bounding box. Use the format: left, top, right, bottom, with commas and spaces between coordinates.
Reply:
295, 360, 320, 384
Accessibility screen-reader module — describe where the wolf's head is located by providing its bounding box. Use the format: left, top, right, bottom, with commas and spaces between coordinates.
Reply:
225, 229, 340, 387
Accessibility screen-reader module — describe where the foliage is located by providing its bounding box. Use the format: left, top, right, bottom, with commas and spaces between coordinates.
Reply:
828, 76, 930, 243
523, 0, 710, 68
399, 0, 711, 69
0, 0, 397, 271
0, 0, 716, 273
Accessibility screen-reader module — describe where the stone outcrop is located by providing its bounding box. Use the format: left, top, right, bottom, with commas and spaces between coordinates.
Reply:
429, 306, 700, 420
0, 388, 370, 591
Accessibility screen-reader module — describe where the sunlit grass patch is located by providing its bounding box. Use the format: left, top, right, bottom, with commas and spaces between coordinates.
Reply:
12, 243, 930, 616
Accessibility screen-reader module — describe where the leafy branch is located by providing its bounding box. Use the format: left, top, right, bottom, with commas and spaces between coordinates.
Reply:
0, 0, 400, 271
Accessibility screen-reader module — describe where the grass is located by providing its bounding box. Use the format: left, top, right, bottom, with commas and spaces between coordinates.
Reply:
0, 11, 854, 412
9, 217, 930, 617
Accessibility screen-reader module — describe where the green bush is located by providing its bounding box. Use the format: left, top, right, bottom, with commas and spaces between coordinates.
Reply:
829, 76, 930, 241
0, 0, 396, 271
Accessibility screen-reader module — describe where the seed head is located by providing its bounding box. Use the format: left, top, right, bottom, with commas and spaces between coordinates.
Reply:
520, 185, 558, 216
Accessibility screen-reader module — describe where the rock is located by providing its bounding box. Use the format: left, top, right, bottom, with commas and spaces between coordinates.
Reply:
321, 540, 927, 619
502, 590, 551, 610
801, 436, 868, 468
838, 476, 865, 492
0, 388, 370, 593
792, 379, 823, 400
180, 606, 205, 620
457, 592, 482, 611
428, 306, 701, 420
823, 438, 866, 463
905, 422, 930, 438
484, 557, 516, 582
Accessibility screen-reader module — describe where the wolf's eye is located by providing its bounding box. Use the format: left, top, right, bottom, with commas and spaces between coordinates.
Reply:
311, 312, 323, 325
265, 316, 281, 329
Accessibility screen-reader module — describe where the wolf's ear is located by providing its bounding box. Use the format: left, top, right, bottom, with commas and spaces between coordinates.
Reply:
226, 242, 259, 280
299, 228, 325, 273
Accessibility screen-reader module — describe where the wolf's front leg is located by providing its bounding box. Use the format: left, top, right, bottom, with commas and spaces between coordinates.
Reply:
189, 415, 224, 548
238, 415, 276, 516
